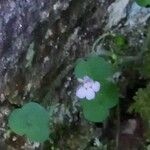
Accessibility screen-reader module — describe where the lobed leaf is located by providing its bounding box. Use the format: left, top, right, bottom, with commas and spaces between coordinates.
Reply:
8, 102, 50, 142
81, 100, 109, 122
74, 57, 114, 81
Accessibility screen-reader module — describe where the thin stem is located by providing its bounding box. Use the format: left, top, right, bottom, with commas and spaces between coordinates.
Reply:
92, 32, 115, 52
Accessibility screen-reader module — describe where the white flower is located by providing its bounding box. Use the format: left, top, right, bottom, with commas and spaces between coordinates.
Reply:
76, 76, 101, 100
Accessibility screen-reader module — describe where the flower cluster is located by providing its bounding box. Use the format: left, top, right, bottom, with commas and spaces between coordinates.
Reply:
76, 76, 101, 100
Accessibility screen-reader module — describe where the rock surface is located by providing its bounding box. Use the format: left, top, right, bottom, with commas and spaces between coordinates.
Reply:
0, 0, 110, 103
0, 0, 150, 149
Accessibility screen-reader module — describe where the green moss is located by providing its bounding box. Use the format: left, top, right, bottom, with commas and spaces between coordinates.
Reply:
129, 84, 150, 139
129, 84, 150, 121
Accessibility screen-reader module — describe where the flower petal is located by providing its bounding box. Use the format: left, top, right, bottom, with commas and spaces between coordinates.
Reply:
84, 82, 93, 88
83, 76, 93, 83
92, 81, 100, 92
76, 86, 86, 99
85, 88, 95, 100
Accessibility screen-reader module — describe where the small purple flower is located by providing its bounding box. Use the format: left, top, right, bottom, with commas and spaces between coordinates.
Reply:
76, 76, 101, 100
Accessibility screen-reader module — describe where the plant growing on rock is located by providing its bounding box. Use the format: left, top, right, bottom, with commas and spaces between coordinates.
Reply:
74, 56, 119, 122
8, 102, 50, 142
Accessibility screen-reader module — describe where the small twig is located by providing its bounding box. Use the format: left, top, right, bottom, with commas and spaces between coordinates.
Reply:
92, 32, 115, 52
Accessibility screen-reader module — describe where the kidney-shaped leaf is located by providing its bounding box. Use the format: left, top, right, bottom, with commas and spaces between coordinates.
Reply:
74, 56, 114, 81
96, 81, 119, 109
8, 109, 27, 135
8, 102, 50, 142
81, 100, 109, 122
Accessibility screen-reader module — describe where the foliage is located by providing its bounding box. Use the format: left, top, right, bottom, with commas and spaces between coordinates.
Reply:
113, 35, 127, 50
8, 102, 50, 142
130, 27, 150, 120
135, 0, 150, 7
111, 35, 128, 60
129, 84, 150, 140
129, 84, 150, 121
74, 56, 119, 122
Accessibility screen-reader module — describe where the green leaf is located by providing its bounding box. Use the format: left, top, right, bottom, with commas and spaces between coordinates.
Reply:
8, 102, 50, 142
27, 124, 49, 142
81, 100, 109, 122
79, 82, 118, 122
74, 56, 114, 81
22, 102, 49, 124
135, 0, 150, 7
8, 109, 27, 135
97, 81, 119, 108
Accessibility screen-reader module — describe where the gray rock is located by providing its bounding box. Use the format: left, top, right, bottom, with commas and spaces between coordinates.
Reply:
106, 0, 150, 29
125, 2, 150, 28
0, 0, 51, 57
0, 0, 71, 93
0, 0, 108, 104
106, 0, 130, 29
